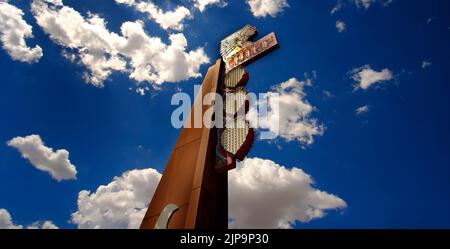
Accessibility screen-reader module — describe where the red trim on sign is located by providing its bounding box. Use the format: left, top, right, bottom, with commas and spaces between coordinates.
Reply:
234, 127, 255, 161
237, 72, 250, 87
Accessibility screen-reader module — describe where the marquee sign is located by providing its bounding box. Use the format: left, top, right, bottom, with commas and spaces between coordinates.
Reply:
215, 25, 279, 173
224, 32, 279, 72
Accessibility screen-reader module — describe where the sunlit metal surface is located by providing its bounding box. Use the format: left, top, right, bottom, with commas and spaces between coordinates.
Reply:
154, 203, 179, 229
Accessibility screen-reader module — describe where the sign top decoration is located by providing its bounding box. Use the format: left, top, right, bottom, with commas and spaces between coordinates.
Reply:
220, 25, 279, 73
220, 24, 257, 59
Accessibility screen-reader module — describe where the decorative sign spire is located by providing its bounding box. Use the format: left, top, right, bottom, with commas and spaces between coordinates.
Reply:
220, 25, 257, 59
216, 25, 280, 173
141, 26, 280, 229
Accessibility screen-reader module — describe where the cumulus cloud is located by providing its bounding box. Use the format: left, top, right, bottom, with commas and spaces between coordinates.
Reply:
26, 220, 59, 229
323, 90, 335, 99
7, 134, 77, 181
331, 1, 342, 15
115, 0, 192, 31
336, 20, 346, 32
248, 76, 324, 145
0, 208, 23, 229
332, 0, 392, 12
356, 105, 369, 115
246, 0, 289, 18
31, 0, 209, 87
0, 208, 58, 229
70, 158, 346, 229
193, 0, 228, 12
354, 0, 374, 9
350, 65, 393, 90
0, 1, 43, 63
229, 158, 347, 228
71, 168, 161, 229
353, 0, 393, 10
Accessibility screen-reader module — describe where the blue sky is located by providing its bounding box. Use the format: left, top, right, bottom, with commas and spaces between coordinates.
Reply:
0, 0, 450, 229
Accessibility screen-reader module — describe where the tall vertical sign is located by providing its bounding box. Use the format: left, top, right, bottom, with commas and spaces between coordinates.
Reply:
140, 25, 279, 229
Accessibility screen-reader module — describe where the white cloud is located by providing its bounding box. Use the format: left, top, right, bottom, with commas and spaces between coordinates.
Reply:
136, 2, 191, 31
422, 60, 432, 69
354, 0, 374, 9
333, 0, 392, 12
0, 208, 58, 229
350, 65, 393, 90
193, 0, 228, 12
249, 77, 324, 145
7, 134, 77, 181
115, 0, 134, 4
229, 158, 347, 228
26, 220, 59, 229
116, 0, 229, 28
336, 20, 346, 32
0, 208, 23, 229
0, 1, 43, 63
115, 0, 192, 31
323, 90, 334, 99
356, 105, 369, 115
70, 157, 346, 229
31, 0, 209, 87
331, 1, 342, 15
71, 168, 161, 229
246, 0, 289, 18
136, 86, 149, 96
352, 0, 392, 10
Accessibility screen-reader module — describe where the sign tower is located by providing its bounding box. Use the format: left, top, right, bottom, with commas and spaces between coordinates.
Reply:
140, 25, 279, 229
